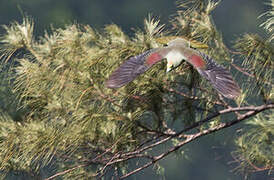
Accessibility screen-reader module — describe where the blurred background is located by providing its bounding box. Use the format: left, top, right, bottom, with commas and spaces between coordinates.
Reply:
0, 0, 271, 179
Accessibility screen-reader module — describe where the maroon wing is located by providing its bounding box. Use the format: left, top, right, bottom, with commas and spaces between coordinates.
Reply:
195, 51, 241, 99
106, 49, 164, 88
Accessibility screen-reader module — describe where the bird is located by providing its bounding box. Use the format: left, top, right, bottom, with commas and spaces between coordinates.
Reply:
106, 38, 241, 99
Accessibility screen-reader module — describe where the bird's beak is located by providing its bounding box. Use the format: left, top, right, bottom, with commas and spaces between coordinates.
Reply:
166, 64, 172, 73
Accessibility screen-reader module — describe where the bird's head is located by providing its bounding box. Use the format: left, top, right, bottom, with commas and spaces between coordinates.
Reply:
167, 38, 190, 48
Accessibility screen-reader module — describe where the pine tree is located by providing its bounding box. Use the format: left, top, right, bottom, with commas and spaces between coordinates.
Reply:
0, 0, 273, 179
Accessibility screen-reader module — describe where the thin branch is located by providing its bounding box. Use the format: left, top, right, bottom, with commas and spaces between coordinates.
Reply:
114, 104, 274, 161
45, 138, 121, 180
97, 154, 117, 178
162, 82, 223, 106
231, 62, 273, 86
173, 105, 269, 137
45, 164, 87, 180
45, 104, 274, 179
96, 104, 274, 178
231, 152, 273, 173
120, 103, 274, 179
231, 62, 254, 78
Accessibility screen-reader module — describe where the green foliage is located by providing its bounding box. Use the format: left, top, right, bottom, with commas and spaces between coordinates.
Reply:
234, 112, 274, 173
234, 34, 273, 101
0, 15, 172, 178
260, 0, 274, 42
175, 0, 229, 62
232, 0, 274, 176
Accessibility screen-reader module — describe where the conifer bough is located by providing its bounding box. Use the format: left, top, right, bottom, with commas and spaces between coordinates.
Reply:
106, 38, 241, 99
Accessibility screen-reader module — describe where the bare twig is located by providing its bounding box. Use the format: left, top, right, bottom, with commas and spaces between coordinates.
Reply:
120, 103, 274, 179
45, 103, 274, 179
115, 104, 274, 162
231, 63, 255, 78
93, 104, 274, 179
45, 164, 87, 180
45, 138, 121, 180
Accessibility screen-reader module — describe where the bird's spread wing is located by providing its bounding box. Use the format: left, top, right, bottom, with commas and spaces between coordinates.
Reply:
106, 49, 165, 88
195, 51, 241, 99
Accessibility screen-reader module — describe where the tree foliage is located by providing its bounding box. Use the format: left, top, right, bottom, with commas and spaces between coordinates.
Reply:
0, 0, 273, 179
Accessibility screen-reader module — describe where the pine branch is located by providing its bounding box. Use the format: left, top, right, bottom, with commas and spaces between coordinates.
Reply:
120, 104, 274, 179
44, 103, 273, 179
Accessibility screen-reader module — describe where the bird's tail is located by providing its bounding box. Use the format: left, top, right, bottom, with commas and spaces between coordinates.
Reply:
196, 54, 241, 99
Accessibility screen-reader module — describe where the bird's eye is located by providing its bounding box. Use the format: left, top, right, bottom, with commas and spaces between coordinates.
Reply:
190, 45, 197, 50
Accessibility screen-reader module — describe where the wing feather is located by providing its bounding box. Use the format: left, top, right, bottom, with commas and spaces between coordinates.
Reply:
106, 49, 164, 88
196, 51, 241, 99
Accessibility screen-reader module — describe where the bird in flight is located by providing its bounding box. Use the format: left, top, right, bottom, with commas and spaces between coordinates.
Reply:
106, 38, 241, 99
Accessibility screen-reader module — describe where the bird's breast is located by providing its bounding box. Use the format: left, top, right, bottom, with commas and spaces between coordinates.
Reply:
165, 50, 186, 66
